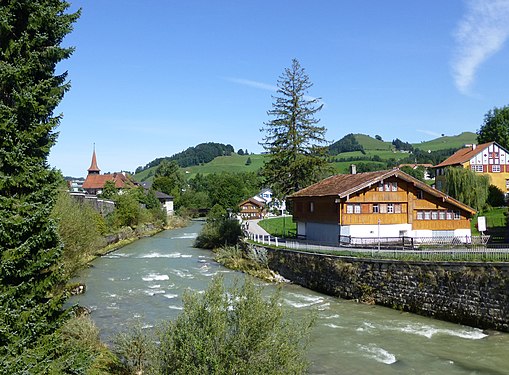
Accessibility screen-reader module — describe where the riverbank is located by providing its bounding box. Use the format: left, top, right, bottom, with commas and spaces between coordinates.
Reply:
70, 221, 509, 375
263, 246, 509, 332
91, 216, 191, 261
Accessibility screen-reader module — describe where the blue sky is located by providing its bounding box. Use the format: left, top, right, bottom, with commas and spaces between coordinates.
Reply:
49, 0, 509, 177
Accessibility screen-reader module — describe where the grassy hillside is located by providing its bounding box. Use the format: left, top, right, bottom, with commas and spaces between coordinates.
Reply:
353, 134, 392, 150
412, 132, 477, 151
184, 154, 265, 178
133, 132, 475, 182
134, 154, 266, 182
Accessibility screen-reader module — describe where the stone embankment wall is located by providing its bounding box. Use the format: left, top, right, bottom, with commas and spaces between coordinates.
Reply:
264, 248, 509, 332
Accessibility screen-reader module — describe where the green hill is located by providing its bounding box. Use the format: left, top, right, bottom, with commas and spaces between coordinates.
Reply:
353, 134, 392, 150
184, 154, 265, 178
133, 132, 476, 182
135, 154, 266, 182
412, 132, 477, 151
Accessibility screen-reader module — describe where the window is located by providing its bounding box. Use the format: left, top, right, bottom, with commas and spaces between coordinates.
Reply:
384, 182, 390, 191
454, 211, 461, 220
424, 211, 431, 220
387, 203, 394, 213
506, 179, 509, 189
471, 165, 483, 173
416, 190, 424, 199
416, 211, 423, 220
391, 182, 398, 192
310, 202, 314, 213
372, 204, 379, 213
439, 211, 446, 220
378, 182, 384, 191
380, 204, 387, 213
347, 204, 360, 214
395, 204, 401, 214
492, 165, 501, 172
431, 211, 438, 220
446, 211, 453, 220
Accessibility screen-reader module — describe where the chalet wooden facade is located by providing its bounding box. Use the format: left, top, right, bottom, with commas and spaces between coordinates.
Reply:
434, 142, 509, 195
288, 169, 476, 243
238, 198, 265, 219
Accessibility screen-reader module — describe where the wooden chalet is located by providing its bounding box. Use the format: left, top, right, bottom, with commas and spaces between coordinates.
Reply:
239, 197, 265, 220
288, 168, 476, 243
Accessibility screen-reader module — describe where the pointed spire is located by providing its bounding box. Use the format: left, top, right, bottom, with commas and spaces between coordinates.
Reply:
88, 144, 100, 174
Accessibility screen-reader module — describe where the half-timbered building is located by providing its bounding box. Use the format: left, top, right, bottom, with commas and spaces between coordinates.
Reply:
434, 142, 509, 195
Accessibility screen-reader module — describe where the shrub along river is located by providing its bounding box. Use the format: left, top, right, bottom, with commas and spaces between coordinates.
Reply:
71, 221, 509, 374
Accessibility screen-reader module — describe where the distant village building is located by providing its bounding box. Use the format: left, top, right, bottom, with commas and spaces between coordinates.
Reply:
67, 178, 84, 192
253, 188, 286, 213
238, 188, 287, 219
398, 163, 433, 180
434, 142, 509, 195
288, 168, 475, 243
140, 181, 174, 216
82, 149, 137, 195
239, 198, 265, 219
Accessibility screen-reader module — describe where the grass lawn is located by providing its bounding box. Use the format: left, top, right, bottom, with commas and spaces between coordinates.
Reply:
471, 207, 507, 237
258, 216, 296, 237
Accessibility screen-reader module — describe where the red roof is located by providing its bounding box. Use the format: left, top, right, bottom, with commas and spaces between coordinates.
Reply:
83, 172, 133, 189
289, 168, 476, 214
434, 142, 493, 168
88, 149, 101, 173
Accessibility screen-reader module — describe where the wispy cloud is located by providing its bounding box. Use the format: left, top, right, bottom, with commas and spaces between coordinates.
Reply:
224, 77, 277, 92
225, 76, 324, 105
451, 0, 509, 94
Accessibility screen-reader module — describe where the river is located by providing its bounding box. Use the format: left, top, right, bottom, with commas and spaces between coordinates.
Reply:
71, 221, 509, 374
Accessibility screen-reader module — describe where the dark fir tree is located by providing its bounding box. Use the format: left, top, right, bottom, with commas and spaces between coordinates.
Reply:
477, 105, 509, 149
260, 59, 329, 197
0, 0, 79, 362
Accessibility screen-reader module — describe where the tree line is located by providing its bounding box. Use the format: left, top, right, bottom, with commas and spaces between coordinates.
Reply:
135, 142, 235, 173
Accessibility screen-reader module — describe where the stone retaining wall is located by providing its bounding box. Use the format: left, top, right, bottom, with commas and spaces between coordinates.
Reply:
265, 247, 509, 331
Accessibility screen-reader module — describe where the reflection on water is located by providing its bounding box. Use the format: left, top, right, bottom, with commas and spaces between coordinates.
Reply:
70, 221, 509, 375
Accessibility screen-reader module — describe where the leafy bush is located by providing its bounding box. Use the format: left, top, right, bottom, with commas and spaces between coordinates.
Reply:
487, 185, 506, 208
1, 316, 114, 375
113, 321, 157, 375
194, 218, 243, 249
51, 192, 105, 277
157, 276, 313, 375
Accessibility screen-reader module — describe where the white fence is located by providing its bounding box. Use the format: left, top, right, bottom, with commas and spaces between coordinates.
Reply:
246, 232, 509, 262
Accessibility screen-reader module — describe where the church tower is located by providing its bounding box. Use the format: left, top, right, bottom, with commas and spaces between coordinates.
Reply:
87, 145, 100, 175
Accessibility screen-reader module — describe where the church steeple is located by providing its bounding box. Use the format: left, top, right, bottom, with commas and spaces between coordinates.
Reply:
87, 144, 100, 175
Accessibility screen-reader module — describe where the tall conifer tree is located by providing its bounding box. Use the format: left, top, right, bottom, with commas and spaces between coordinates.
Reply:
260, 59, 330, 198
0, 0, 79, 358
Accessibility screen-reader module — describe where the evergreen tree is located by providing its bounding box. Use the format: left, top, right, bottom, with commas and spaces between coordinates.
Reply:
260, 59, 330, 197
0, 0, 79, 362
477, 105, 509, 149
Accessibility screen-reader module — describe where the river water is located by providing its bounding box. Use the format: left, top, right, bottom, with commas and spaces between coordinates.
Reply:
71, 221, 509, 374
